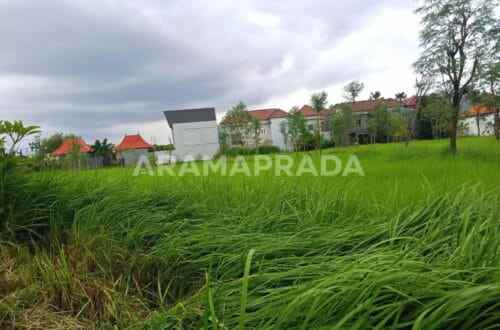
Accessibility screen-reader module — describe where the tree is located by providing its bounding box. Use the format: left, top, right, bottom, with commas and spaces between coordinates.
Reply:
478, 62, 500, 139
0, 136, 5, 155
0, 120, 41, 155
92, 138, 114, 166
331, 104, 354, 146
421, 94, 452, 139
414, 71, 435, 138
395, 92, 407, 104
310, 91, 328, 152
415, 0, 499, 153
368, 104, 392, 143
390, 111, 413, 145
287, 107, 310, 151
370, 91, 382, 100
248, 116, 262, 147
68, 140, 83, 170
218, 130, 229, 152
343, 81, 364, 102
331, 105, 353, 146
221, 101, 252, 146
279, 121, 288, 151
40, 133, 64, 156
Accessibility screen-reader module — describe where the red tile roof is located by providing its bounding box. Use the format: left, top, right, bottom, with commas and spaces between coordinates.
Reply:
247, 108, 288, 120
298, 105, 334, 117
52, 138, 92, 157
116, 134, 153, 151
404, 96, 418, 108
335, 99, 402, 113
299, 105, 318, 117
463, 105, 498, 118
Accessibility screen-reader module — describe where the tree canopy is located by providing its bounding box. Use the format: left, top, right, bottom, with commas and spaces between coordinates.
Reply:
415, 0, 499, 153
343, 81, 364, 102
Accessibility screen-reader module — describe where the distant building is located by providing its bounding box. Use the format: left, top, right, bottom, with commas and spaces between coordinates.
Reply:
163, 107, 219, 161
116, 134, 153, 166
297, 105, 334, 141
333, 99, 415, 144
52, 138, 92, 158
247, 109, 289, 149
460, 105, 497, 136
220, 108, 290, 150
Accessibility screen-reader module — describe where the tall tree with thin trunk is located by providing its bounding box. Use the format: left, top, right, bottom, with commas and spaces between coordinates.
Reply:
370, 91, 382, 100
287, 107, 308, 151
480, 62, 500, 139
395, 92, 407, 105
415, 0, 498, 153
415, 72, 434, 113
343, 81, 364, 103
414, 71, 434, 138
310, 91, 328, 153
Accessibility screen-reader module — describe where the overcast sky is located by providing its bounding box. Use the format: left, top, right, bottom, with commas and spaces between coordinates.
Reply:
0, 0, 421, 147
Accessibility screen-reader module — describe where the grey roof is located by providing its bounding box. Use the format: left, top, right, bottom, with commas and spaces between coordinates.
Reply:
163, 107, 216, 128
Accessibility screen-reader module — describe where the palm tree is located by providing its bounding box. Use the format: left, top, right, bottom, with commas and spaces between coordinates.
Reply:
310, 91, 328, 153
92, 138, 114, 166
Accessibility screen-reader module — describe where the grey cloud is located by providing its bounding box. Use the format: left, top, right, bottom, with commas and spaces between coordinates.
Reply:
0, 0, 416, 142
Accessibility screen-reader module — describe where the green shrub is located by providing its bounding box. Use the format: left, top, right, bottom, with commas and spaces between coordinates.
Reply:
220, 145, 281, 157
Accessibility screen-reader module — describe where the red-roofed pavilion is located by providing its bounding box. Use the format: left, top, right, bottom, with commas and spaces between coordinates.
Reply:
52, 138, 92, 157
116, 134, 153, 151
116, 134, 153, 166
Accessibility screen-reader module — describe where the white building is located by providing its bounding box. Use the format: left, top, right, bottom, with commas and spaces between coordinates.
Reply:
297, 105, 332, 141
163, 108, 220, 161
460, 106, 497, 136
247, 109, 289, 149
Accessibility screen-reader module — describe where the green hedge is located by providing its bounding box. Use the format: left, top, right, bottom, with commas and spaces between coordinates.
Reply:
220, 145, 281, 157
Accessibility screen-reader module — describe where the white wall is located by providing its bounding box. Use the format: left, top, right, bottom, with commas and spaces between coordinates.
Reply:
118, 149, 149, 166
243, 120, 273, 147
154, 150, 173, 165
461, 114, 495, 136
172, 121, 220, 161
270, 118, 290, 151
305, 116, 331, 140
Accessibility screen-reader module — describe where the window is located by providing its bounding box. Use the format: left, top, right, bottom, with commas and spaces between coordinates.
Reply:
357, 119, 362, 128
308, 124, 314, 131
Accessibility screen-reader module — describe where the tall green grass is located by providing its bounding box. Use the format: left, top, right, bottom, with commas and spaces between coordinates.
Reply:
1, 137, 500, 328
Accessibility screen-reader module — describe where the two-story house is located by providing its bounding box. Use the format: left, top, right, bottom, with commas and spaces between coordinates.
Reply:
220, 108, 289, 149
334, 99, 411, 144
297, 105, 334, 141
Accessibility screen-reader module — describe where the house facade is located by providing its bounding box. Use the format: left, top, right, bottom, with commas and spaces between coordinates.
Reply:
333, 99, 415, 144
163, 107, 220, 161
460, 105, 498, 136
297, 105, 333, 141
246, 109, 289, 148
116, 134, 153, 166
220, 108, 289, 150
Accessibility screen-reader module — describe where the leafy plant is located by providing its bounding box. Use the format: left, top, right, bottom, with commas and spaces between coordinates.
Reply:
0, 120, 40, 155
310, 91, 329, 153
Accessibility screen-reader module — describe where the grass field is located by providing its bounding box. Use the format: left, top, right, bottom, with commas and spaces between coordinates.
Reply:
2, 137, 500, 329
